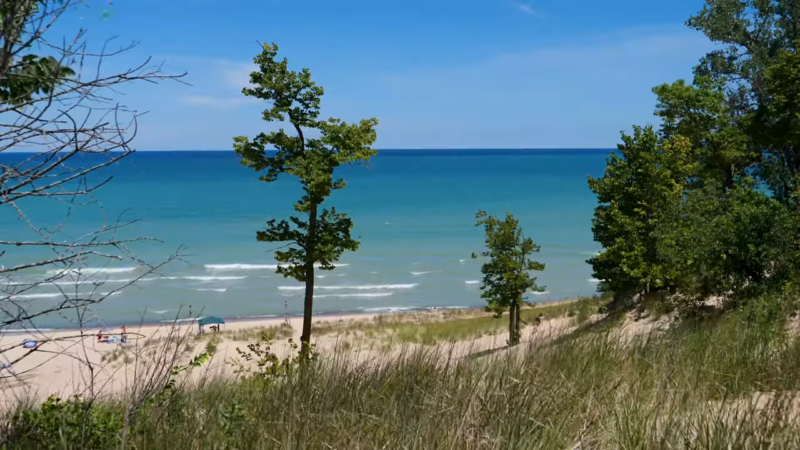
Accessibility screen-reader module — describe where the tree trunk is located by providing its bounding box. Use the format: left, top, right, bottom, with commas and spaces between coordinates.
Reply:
514, 297, 522, 344
508, 302, 518, 346
300, 203, 318, 353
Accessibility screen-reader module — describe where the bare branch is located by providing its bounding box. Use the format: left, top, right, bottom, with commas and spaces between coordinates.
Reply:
0, 0, 189, 384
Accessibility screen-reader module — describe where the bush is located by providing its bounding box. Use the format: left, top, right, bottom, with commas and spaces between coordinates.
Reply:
5, 396, 124, 449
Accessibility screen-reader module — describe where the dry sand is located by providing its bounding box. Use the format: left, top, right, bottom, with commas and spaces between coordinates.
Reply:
0, 306, 588, 406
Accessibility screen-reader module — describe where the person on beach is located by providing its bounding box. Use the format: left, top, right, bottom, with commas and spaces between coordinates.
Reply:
121, 325, 128, 344
535, 314, 543, 326
97, 329, 103, 343
188, 305, 193, 317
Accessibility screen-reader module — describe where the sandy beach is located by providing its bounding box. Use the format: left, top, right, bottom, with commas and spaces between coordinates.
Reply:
0, 303, 582, 406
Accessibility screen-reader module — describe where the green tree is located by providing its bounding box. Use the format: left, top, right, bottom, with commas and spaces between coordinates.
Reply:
752, 47, 800, 208
471, 210, 545, 346
657, 181, 797, 310
233, 43, 378, 352
587, 127, 695, 306
686, 0, 800, 207
652, 76, 754, 191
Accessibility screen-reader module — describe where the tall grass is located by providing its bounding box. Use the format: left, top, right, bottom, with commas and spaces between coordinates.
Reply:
4, 309, 800, 449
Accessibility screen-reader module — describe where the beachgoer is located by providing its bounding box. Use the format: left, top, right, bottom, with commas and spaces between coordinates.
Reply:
535, 314, 543, 326
97, 329, 103, 343
188, 305, 193, 316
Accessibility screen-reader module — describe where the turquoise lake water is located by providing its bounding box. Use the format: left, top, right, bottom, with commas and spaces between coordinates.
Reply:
0, 150, 609, 328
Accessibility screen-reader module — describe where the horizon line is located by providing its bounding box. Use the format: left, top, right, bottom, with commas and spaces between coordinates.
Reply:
1, 147, 616, 154
137, 147, 614, 152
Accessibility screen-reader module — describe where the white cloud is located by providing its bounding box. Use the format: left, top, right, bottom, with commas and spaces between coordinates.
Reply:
371, 26, 718, 148
515, 3, 541, 16
220, 62, 257, 89
179, 95, 257, 109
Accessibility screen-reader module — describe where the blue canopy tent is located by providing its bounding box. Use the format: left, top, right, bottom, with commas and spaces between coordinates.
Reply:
197, 316, 225, 332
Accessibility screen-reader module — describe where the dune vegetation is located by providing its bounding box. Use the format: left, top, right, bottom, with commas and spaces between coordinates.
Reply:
3, 0, 800, 448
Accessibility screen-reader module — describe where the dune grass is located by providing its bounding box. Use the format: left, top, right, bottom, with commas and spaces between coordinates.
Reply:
312, 296, 602, 346
4, 303, 800, 449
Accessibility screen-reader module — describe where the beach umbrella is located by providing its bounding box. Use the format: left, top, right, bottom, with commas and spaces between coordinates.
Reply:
198, 316, 225, 327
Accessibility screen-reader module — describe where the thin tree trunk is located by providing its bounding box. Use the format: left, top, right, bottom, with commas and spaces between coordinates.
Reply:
508, 302, 517, 346
301, 203, 318, 353
515, 296, 522, 344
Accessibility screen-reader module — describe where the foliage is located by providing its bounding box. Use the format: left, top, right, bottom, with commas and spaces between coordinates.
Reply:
587, 127, 695, 302
657, 181, 799, 310
6, 396, 124, 449
752, 46, 800, 208
231, 338, 317, 381
471, 210, 545, 345
233, 43, 378, 348
8, 310, 800, 448
652, 76, 754, 190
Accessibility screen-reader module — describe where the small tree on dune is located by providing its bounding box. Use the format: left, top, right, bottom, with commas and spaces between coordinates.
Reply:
472, 210, 545, 346
233, 43, 378, 354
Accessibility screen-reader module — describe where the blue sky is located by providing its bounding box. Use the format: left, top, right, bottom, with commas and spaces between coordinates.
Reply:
59, 0, 715, 150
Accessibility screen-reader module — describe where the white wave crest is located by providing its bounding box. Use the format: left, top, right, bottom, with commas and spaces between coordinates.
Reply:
196, 288, 227, 292
7, 291, 121, 300
6, 278, 140, 286
205, 264, 276, 271
278, 284, 416, 291
316, 292, 393, 299
360, 306, 414, 313
45, 267, 138, 276
588, 278, 601, 283
149, 310, 170, 315
530, 291, 550, 295
205, 263, 349, 271
163, 276, 246, 282
464, 280, 480, 285
411, 271, 437, 276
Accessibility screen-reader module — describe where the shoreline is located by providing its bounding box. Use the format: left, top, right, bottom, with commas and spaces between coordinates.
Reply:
0, 297, 584, 335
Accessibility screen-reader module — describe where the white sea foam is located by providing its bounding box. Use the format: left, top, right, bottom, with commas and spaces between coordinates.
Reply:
149, 310, 170, 315
6, 278, 140, 286
164, 276, 246, 282
588, 278, 601, 283
196, 288, 227, 292
205, 264, 277, 271
205, 263, 349, 271
464, 280, 480, 285
316, 275, 326, 279
316, 292, 393, 299
6, 291, 121, 300
45, 267, 138, 276
411, 271, 437, 276
458, 259, 466, 264
278, 284, 416, 291
360, 306, 413, 313
530, 291, 550, 295
1, 328, 56, 333
162, 318, 198, 324
369, 271, 378, 274
582, 251, 601, 256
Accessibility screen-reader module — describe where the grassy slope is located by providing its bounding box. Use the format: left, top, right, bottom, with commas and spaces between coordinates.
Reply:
5, 298, 800, 449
